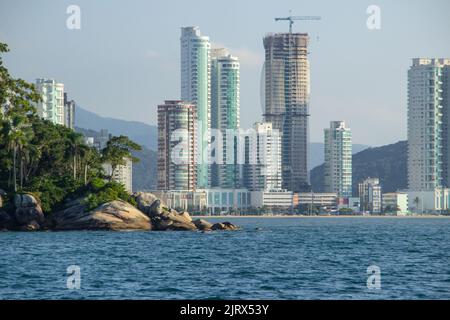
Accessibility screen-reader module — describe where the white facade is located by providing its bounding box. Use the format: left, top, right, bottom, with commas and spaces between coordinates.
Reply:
35, 78, 65, 126
358, 177, 382, 214
251, 190, 293, 208
324, 121, 352, 197
407, 58, 450, 191
382, 192, 409, 215
244, 122, 282, 191
407, 188, 450, 213
205, 188, 251, 214
103, 158, 133, 193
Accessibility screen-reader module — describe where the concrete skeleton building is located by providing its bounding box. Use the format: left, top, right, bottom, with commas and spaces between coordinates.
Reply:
157, 100, 197, 191
263, 32, 311, 193
180, 26, 211, 189
324, 121, 352, 198
210, 48, 240, 189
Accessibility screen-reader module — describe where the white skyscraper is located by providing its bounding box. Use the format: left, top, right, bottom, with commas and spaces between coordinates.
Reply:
35, 78, 65, 126
407, 58, 450, 191
244, 122, 282, 191
180, 26, 211, 188
324, 121, 352, 198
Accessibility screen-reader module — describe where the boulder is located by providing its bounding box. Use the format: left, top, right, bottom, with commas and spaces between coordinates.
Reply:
193, 219, 213, 231
151, 207, 197, 231
19, 220, 40, 231
0, 210, 14, 231
53, 200, 151, 231
134, 192, 165, 217
211, 222, 240, 231
14, 194, 44, 230
0, 189, 5, 208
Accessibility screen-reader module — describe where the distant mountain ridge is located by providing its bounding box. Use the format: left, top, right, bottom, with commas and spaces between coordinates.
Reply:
75, 106, 157, 150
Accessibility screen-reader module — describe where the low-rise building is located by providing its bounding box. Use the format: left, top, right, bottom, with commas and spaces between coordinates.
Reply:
407, 188, 450, 214
205, 188, 251, 214
359, 178, 382, 214
251, 189, 293, 209
297, 192, 337, 208
382, 192, 409, 215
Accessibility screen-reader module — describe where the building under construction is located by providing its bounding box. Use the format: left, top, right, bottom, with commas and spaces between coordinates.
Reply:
263, 32, 311, 192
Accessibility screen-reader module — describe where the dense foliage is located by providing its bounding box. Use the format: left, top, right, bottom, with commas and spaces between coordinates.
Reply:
0, 42, 141, 213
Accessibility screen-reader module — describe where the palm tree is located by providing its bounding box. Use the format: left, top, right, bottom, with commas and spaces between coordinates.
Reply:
66, 131, 86, 181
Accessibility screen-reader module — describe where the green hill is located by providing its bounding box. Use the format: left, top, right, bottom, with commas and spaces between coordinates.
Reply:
310, 141, 407, 194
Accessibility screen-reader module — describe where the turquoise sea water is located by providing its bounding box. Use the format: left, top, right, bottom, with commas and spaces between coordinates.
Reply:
1, 217, 449, 300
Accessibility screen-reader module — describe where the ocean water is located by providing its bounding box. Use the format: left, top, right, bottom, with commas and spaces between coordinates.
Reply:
1, 217, 449, 300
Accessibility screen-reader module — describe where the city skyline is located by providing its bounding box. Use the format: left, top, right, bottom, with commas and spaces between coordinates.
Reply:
2, 0, 450, 146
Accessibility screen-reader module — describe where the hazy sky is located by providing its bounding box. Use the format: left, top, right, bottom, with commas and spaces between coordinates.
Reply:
1, 0, 449, 146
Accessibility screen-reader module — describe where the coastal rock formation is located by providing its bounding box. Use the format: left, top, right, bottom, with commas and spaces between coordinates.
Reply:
211, 222, 240, 231
13, 194, 45, 231
1, 191, 240, 232
134, 192, 239, 232
0, 189, 5, 208
0, 210, 14, 231
193, 219, 213, 231
52, 200, 152, 231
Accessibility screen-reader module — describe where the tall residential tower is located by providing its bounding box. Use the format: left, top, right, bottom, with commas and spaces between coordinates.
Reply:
210, 48, 240, 188
157, 100, 197, 191
180, 26, 211, 188
263, 33, 311, 192
324, 121, 352, 198
407, 58, 450, 191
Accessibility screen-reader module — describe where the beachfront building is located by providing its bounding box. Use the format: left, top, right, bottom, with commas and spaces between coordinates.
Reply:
297, 192, 338, 208
157, 100, 197, 191
205, 188, 251, 214
324, 121, 352, 198
243, 122, 282, 191
382, 192, 409, 215
250, 189, 293, 209
407, 58, 450, 191
181, 26, 211, 188
210, 48, 240, 188
407, 188, 450, 214
358, 178, 382, 214
35, 78, 65, 126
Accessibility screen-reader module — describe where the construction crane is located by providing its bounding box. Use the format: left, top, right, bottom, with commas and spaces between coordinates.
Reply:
274, 16, 321, 33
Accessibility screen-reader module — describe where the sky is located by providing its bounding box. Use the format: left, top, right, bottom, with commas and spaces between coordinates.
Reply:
1, 0, 449, 146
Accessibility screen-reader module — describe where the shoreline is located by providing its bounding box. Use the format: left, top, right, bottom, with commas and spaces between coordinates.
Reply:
192, 215, 450, 219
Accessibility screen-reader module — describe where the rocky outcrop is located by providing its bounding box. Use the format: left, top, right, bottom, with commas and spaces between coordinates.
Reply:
52, 200, 151, 231
134, 192, 239, 232
1, 191, 240, 232
211, 222, 240, 231
193, 219, 213, 231
13, 194, 45, 231
0, 189, 5, 208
